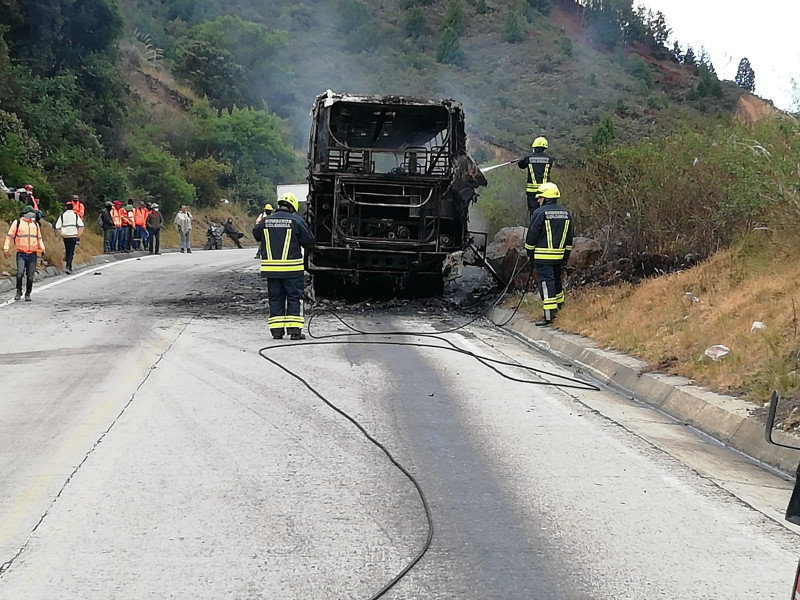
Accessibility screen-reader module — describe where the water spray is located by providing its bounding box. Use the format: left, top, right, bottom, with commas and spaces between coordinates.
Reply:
479, 159, 519, 174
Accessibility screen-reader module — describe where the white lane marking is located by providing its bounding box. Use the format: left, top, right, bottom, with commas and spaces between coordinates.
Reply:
0, 254, 171, 309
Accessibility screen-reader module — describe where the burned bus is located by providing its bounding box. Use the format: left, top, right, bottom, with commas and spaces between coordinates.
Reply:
305, 91, 487, 296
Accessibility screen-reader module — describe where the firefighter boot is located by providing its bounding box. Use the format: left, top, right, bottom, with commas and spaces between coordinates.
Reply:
288, 328, 306, 341
271, 330, 285, 340
535, 308, 558, 327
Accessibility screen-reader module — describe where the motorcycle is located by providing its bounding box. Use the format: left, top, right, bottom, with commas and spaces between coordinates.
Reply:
204, 223, 225, 250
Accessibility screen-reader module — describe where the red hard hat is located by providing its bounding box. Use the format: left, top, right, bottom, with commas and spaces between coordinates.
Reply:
24, 184, 33, 191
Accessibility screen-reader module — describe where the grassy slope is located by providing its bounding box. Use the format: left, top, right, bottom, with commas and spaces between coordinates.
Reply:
515, 233, 800, 405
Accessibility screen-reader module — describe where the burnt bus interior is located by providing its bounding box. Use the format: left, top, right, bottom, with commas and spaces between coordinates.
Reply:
308, 97, 469, 285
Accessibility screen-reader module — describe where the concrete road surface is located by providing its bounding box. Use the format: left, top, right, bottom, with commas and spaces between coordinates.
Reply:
0, 249, 798, 599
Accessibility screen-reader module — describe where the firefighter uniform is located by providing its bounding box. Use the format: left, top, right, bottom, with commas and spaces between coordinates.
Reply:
252, 195, 314, 339
518, 137, 555, 218
524, 183, 573, 325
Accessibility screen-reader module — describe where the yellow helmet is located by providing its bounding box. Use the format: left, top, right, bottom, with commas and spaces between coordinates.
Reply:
278, 193, 299, 212
537, 182, 560, 199
532, 136, 549, 149
264, 203, 274, 211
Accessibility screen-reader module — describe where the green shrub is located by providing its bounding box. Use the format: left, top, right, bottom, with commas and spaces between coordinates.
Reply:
475, 0, 488, 14
442, 0, 465, 34
436, 27, 465, 65
403, 7, 427, 38
591, 115, 615, 150
503, 8, 526, 43
559, 36, 573, 56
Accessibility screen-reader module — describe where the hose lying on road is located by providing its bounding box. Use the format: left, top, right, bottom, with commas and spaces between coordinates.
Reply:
256, 263, 598, 600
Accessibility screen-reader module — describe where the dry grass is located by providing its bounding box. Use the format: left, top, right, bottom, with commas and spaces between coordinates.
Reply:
1, 204, 258, 280
518, 231, 800, 405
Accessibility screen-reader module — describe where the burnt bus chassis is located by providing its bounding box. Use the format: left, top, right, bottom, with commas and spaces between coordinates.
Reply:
305, 93, 475, 293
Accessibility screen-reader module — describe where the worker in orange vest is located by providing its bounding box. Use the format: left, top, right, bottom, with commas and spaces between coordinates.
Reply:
133, 200, 150, 250
70, 195, 85, 220
3, 204, 45, 301
111, 201, 124, 251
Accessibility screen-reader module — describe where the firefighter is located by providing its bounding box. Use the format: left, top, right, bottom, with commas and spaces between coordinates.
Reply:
254, 203, 274, 259
252, 193, 314, 340
517, 137, 555, 219
524, 183, 573, 327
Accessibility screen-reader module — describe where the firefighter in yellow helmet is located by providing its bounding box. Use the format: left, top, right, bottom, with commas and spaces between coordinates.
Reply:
517, 137, 555, 219
252, 193, 315, 340
254, 203, 275, 259
524, 183, 573, 326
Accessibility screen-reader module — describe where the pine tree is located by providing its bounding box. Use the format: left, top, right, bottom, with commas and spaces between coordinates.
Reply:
503, 7, 526, 43
735, 57, 756, 92
670, 41, 682, 63
683, 45, 696, 67
698, 47, 715, 75
436, 27, 465, 65
591, 115, 615, 150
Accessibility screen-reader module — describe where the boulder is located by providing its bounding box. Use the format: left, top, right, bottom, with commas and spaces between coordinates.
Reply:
486, 226, 527, 261
567, 236, 602, 270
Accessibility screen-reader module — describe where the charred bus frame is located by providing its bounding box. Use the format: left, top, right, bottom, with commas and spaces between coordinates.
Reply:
306, 91, 482, 293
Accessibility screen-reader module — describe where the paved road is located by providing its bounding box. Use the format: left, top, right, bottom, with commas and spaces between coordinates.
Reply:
0, 249, 798, 599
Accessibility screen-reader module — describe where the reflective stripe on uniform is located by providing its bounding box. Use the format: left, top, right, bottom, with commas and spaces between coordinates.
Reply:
282, 230, 292, 260
545, 220, 553, 249
559, 219, 570, 250
260, 258, 304, 273
264, 229, 273, 261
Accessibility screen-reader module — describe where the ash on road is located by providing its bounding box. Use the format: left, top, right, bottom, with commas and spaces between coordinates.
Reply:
0, 249, 796, 600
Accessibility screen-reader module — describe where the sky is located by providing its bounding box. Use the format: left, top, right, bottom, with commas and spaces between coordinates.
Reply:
641, 0, 799, 110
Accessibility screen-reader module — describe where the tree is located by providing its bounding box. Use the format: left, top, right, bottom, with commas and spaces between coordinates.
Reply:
735, 57, 756, 92
436, 27, 465, 65
442, 0, 465, 34
591, 115, 615, 150
670, 41, 682, 63
683, 45, 696, 68
403, 7, 426, 38
698, 47, 715, 75
503, 8, 526, 43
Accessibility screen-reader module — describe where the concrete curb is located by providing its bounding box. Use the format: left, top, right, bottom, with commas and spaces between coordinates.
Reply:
492, 307, 800, 473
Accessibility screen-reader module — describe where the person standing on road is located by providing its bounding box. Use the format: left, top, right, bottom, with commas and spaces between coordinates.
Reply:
70, 195, 85, 221
174, 205, 193, 254
4, 205, 45, 302
123, 204, 135, 253
524, 182, 573, 327
254, 203, 274, 259
133, 201, 149, 250
518, 137, 555, 220
146, 204, 163, 255
54, 202, 84, 274
111, 201, 124, 251
100, 201, 115, 253
252, 193, 314, 340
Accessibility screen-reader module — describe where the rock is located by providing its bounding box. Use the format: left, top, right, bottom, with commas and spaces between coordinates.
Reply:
567, 237, 602, 270
486, 227, 527, 261
45, 266, 59, 276
1, 271, 10, 277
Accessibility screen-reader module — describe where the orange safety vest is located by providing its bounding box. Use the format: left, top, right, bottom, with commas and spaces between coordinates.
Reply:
111, 207, 123, 227
4, 218, 45, 254
134, 207, 149, 227
72, 201, 85, 220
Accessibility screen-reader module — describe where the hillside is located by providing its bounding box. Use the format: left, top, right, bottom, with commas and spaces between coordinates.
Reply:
119, 0, 742, 160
